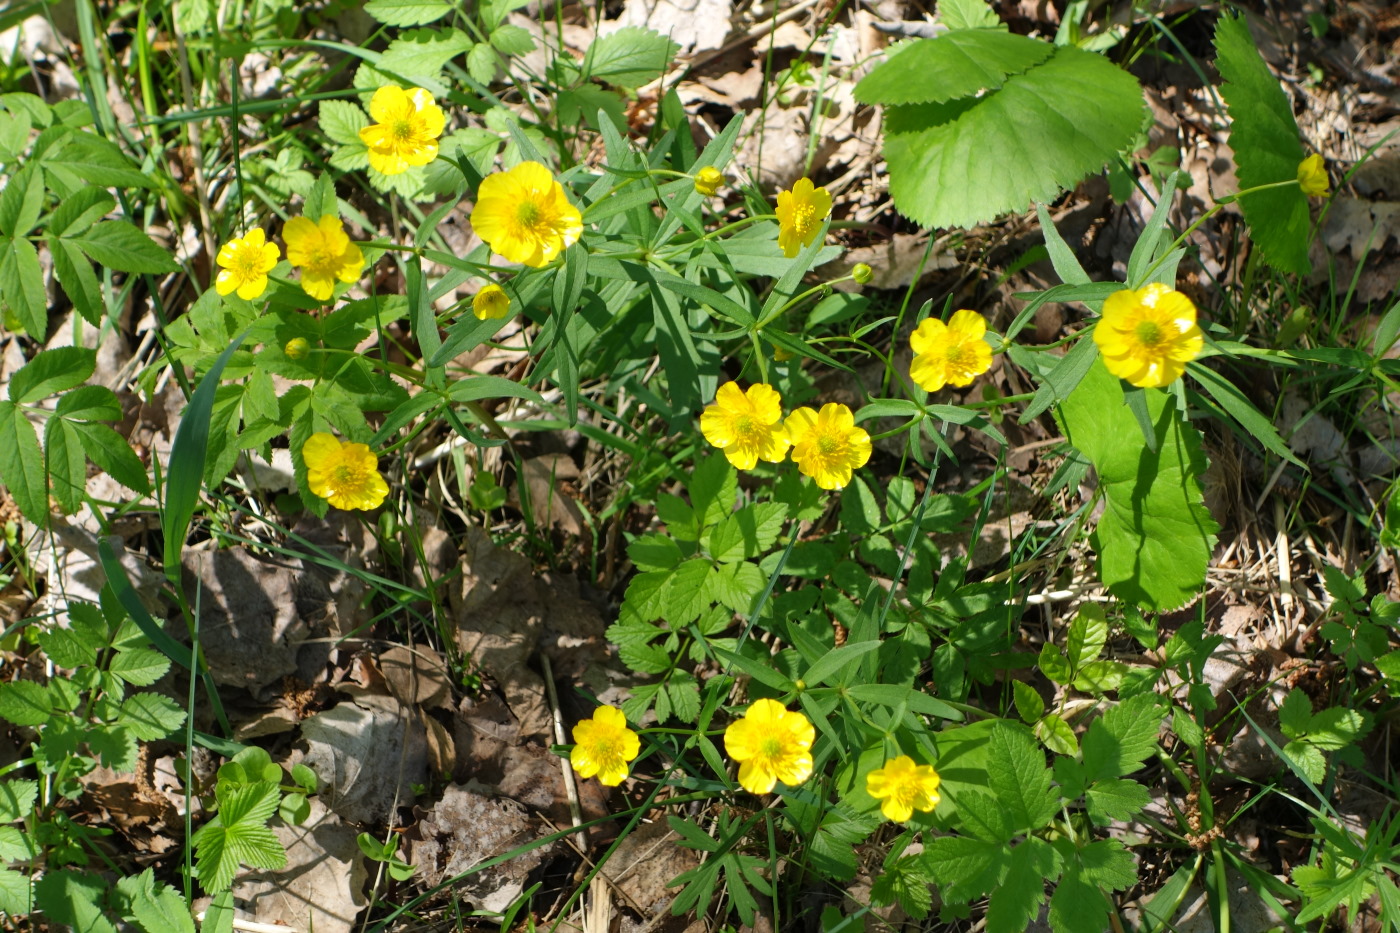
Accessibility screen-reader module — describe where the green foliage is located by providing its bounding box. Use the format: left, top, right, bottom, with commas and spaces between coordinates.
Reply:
1214, 15, 1311, 274
192, 747, 298, 893
856, 14, 1144, 228
1056, 359, 1219, 611
1277, 689, 1372, 785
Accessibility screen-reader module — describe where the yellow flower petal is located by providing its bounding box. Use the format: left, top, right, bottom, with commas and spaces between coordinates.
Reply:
774, 178, 832, 258
785, 402, 870, 490
358, 85, 444, 176
724, 699, 814, 794
570, 705, 640, 787
908, 310, 994, 392
1092, 283, 1203, 388
214, 227, 279, 301
699, 382, 790, 471
866, 755, 941, 823
302, 432, 389, 511
471, 161, 583, 268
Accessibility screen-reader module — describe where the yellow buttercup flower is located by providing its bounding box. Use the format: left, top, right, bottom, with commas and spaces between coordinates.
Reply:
866, 755, 941, 823
283, 215, 364, 302
472, 283, 511, 320
570, 706, 640, 786
775, 178, 832, 258
694, 165, 724, 197
215, 228, 279, 300
723, 699, 814, 794
909, 310, 994, 392
302, 433, 389, 511
1297, 153, 1329, 198
785, 402, 871, 491
1093, 283, 1204, 389
357, 85, 445, 176
471, 161, 584, 268
700, 382, 790, 470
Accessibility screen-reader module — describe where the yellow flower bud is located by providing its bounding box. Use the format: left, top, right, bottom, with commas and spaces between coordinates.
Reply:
1297, 153, 1329, 198
852, 263, 873, 284
473, 283, 511, 321
284, 337, 310, 360
694, 165, 724, 197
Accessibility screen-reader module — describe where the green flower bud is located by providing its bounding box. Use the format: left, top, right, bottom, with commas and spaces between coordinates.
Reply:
852, 263, 873, 285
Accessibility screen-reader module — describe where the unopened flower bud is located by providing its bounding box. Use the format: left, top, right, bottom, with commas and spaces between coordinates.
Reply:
694, 166, 724, 197
473, 283, 511, 321
852, 263, 873, 285
284, 337, 310, 360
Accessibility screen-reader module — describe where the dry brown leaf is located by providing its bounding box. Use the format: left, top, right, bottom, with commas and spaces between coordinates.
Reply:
234, 797, 368, 933
293, 689, 429, 825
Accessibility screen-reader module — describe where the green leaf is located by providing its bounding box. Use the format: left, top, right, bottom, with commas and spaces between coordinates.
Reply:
1065, 602, 1107, 671
1214, 15, 1310, 274
1307, 706, 1370, 751
50, 236, 105, 325
33, 870, 119, 933
0, 234, 47, 337
0, 163, 43, 238
706, 560, 764, 614
8, 347, 96, 404
75, 422, 151, 493
45, 417, 86, 513
1056, 357, 1219, 610
165, 332, 247, 582
1278, 688, 1312, 738
870, 853, 934, 918
1012, 680, 1044, 722
120, 693, 187, 740
880, 46, 1143, 229
38, 130, 156, 190
1084, 777, 1150, 822
919, 835, 1006, 903
688, 454, 738, 529
939, 0, 1003, 29
319, 100, 369, 146
985, 721, 1057, 836
0, 779, 38, 822
363, 0, 452, 26
192, 782, 286, 893
76, 221, 179, 274
489, 23, 536, 56
706, 502, 787, 563
1038, 642, 1073, 687
985, 837, 1056, 933
1073, 839, 1138, 890
0, 680, 49, 727
803, 641, 882, 688
88, 723, 139, 771
1033, 713, 1077, 756
379, 28, 474, 75
1188, 363, 1303, 468
585, 27, 679, 89
46, 185, 114, 237
1047, 859, 1112, 933
855, 31, 1051, 107
1082, 693, 1165, 783
627, 533, 683, 572
0, 400, 45, 518
0, 868, 30, 916
116, 867, 197, 933
36, 609, 105, 669
467, 43, 499, 85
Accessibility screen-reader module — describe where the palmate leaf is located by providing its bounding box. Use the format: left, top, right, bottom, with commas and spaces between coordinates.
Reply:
1214, 15, 1310, 275
1056, 358, 1218, 611
192, 782, 285, 893
876, 46, 1143, 229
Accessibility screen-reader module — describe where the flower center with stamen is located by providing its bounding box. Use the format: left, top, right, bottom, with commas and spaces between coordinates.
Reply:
945, 340, 975, 370
760, 737, 784, 760
790, 204, 817, 237
391, 118, 415, 142
1135, 320, 1163, 348
817, 434, 840, 455
332, 464, 358, 488
517, 200, 543, 229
